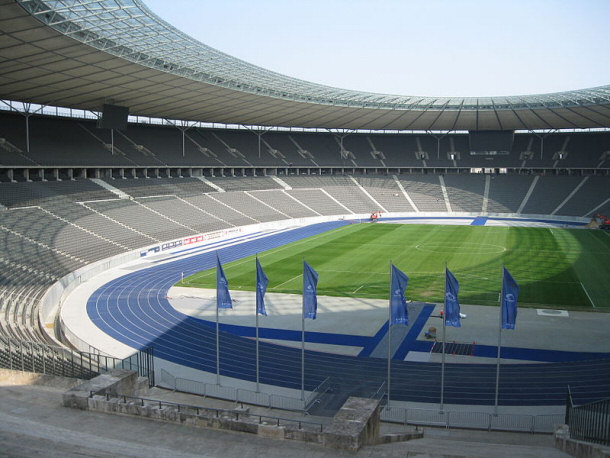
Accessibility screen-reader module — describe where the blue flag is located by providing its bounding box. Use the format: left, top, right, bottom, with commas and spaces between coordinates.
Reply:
302, 261, 318, 320
256, 257, 268, 316
216, 253, 232, 309
501, 267, 519, 330
389, 264, 409, 326
444, 268, 461, 327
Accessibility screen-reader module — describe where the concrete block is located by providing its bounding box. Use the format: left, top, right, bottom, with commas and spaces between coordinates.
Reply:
323, 397, 381, 452
554, 425, 610, 458
63, 390, 90, 410
284, 428, 324, 444
63, 369, 140, 410
258, 424, 286, 440
377, 431, 424, 444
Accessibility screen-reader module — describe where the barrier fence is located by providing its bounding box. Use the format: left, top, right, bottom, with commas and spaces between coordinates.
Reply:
381, 405, 564, 433
159, 369, 329, 413
89, 392, 325, 432
566, 387, 610, 446
0, 335, 154, 386
158, 370, 562, 433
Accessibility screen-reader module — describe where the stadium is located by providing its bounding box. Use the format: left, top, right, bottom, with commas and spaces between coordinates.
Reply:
1, 0, 609, 455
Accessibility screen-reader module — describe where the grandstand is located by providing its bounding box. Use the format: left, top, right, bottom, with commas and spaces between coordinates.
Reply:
1, 0, 610, 453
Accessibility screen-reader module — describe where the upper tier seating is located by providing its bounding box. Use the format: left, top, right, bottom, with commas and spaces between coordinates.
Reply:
3, 112, 608, 169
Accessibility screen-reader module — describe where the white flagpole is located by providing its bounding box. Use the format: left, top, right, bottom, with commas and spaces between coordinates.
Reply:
256, 255, 260, 393
440, 264, 447, 412
494, 266, 504, 415
387, 260, 392, 406
301, 307, 305, 401
256, 298, 260, 393
216, 298, 220, 385
301, 259, 305, 401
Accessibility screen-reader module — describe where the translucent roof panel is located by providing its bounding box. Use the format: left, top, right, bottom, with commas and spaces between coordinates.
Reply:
17, 0, 610, 113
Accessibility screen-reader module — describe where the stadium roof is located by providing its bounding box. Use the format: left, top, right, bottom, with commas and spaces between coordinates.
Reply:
1, 0, 610, 131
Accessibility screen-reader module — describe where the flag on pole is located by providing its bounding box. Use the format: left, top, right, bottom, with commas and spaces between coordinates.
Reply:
302, 261, 318, 319
216, 253, 232, 309
256, 257, 268, 316
444, 268, 461, 327
501, 267, 519, 330
389, 264, 409, 325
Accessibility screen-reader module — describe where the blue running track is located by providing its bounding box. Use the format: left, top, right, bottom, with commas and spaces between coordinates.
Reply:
87, 221, 610, 405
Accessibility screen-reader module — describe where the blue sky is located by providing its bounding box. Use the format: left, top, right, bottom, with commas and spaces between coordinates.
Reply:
143, 0, 610, 98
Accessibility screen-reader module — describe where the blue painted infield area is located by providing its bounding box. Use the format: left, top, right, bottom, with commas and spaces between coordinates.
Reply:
471, 216, 488, 226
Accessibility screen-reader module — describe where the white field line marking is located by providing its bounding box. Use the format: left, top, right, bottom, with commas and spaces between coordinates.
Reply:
271, 274, 302, 289
580, 282, 597, 309
350, 269, 382, 293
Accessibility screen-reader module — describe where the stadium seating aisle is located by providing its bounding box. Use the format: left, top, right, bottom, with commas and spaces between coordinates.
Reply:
281, 188, 347, 215
354, 176, 415, 213
0, 207, 124, 262
442, 174, 486, 212
486, 175, 534, 213
210, 192, 286, 223
83, 199, 196, 242
281, 176, 377, 213
248, 190, 319, 218
137, 196, 230, 234
553, 175, 610, 217
521, 176, 584, 215
399, 175, 447, 211
46, 201, 146, 250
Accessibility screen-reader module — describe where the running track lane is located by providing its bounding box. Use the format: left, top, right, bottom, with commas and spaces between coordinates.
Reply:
87, 221, 610, 405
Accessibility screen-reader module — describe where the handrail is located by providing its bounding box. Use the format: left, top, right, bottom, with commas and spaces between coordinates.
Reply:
0, 335, 153, 385
304, 377, 332, 412
370, 380, 386, 401
381, 404, 564, 434
565, 386, 610, 446
90, 392, 325, 432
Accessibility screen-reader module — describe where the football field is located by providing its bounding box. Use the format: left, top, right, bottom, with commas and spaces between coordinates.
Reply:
181, 224, 610, 309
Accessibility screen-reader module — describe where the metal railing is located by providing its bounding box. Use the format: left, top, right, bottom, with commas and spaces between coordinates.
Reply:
370, 381, 387, 401
566, 387, 610, 446
160, 369, 329, 413
304, 377, 331, 412
381, 405, 564, 434
90, 392, 325, 433
157, 369, 565, 433
0, 335, 154, 386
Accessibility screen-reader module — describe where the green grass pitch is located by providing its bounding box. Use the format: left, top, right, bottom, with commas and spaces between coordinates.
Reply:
180, 224, 610, 309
